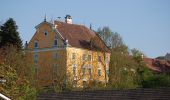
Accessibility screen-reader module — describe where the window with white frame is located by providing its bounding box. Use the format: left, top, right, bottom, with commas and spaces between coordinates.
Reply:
82, 54, 86, 61
72, 53, 76, 60
33, 54, 38, 63
88, 54, 91, 61
34, 41, 38, 48
98, 56, 102, 62
88, 68, 92, 79
98, 68, 101, 76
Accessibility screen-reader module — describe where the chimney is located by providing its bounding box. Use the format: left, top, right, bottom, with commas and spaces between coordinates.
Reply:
24, 41, 28, 49
65, 15, 72, 24
90, 23, 92, 30
141, 54, 144, 59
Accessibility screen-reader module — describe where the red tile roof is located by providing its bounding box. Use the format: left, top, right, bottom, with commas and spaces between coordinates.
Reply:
54, 21, 110, 52
144, 58, 170, 73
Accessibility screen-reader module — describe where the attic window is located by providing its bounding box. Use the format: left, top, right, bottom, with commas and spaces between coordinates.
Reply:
54, 38, 58, 46
54, 39, 57, 46
44, 30, 48, 36
34, 41, 38, 48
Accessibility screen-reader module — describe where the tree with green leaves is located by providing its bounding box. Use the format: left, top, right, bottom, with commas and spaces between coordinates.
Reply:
105, 28, 139, 88
108, 48, 140, 88
0, 46, 36, 100
97, 26, 140, 88
0, 18, 22, 49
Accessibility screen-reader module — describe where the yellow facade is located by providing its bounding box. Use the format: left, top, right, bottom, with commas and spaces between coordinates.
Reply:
28, 21, 110, 88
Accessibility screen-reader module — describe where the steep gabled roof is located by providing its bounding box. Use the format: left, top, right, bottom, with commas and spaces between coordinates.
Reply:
54, 21, 110, 52
35, 21, 53, 29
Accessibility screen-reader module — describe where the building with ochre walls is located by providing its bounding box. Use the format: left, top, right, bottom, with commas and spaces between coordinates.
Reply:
27, 15, 110, 88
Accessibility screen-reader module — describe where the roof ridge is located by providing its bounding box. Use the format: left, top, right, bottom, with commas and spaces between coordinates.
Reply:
55, 20, 86, 27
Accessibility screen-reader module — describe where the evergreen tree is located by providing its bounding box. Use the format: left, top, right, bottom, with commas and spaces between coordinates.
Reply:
0, 18, 22, 49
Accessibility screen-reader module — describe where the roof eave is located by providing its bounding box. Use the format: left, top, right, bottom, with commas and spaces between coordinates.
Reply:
35, 21, 53, 29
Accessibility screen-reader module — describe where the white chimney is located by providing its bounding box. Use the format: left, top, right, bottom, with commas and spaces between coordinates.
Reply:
65, 15, 72, 24
141, 54, 144, 59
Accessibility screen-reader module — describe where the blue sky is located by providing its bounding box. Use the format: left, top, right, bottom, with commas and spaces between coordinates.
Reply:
0, 0, 170, 58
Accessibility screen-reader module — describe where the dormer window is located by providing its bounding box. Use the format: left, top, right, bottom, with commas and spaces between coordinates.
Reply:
44, 30, 48, 36
34, 41, 38, 48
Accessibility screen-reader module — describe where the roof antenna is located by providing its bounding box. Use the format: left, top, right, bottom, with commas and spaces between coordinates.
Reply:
50, 17, 54, 24
44, 14, 46, 22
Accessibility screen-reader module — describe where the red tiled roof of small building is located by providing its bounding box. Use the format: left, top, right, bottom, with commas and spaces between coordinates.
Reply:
143, 58, 170, 73
54, 21, 110, 52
